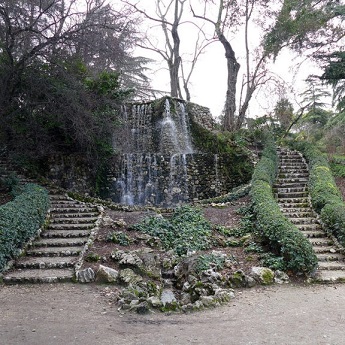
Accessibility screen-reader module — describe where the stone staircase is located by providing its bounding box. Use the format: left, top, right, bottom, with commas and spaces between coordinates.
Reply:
3, 192, 101, 284
275, 148, 345, 283
0, 154, 101, 284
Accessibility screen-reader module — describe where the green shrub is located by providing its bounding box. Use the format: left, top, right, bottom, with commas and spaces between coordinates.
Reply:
131, 205, 212, 256
0, 183, 50, 271
330, 162, 345, 178
329, 156, 345, 178
292, 142, 345, 246
250, 139, 317, 273
106, 231, 132, 246
195, 253, 225, 273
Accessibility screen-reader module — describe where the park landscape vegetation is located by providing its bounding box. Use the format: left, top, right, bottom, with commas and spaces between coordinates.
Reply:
0, 0, 345, 313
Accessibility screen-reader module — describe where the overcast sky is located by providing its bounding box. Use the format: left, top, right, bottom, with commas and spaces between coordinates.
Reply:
115, 0, 333, 119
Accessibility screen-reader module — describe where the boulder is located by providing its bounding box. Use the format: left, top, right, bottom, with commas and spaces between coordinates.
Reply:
135, 249, 161, 279
228, 270, 247, 288
113, 218, 127, 228
250, 267, 275, 285
274, 270, 290, 284
147, 296, 163, 308
119, 252, 143, 267
118, 268, 143, 285
76, 268, 95, 283
160, 289, 177, 306
102, 216, 115, 227
96, 265, 119, 283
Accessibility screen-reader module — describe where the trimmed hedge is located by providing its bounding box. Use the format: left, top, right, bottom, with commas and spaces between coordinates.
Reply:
293, 142, 345, 245
250, 139, 317, 273
0, 183, 50, 271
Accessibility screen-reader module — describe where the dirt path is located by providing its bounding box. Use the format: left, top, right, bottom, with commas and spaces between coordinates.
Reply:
1, 282, 345, 345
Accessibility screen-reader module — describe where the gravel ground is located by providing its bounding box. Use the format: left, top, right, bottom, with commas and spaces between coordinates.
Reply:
1, 282, 345, 345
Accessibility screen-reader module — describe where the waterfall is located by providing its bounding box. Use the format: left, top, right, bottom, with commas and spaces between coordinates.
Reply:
119, 154, 134, 205
113, 98, 195, 206
178, 102, 193, 154
160, 100, 181, 154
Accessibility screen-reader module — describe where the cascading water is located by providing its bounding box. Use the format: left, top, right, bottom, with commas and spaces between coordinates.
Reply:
106, 96, 244, 206
114, 98, 194, 206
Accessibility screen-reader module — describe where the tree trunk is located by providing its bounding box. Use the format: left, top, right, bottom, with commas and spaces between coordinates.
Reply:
170, 0, 182, 98
217, 31, 240, 132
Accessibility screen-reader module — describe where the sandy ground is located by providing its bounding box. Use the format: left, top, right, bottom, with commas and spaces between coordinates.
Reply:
1, 282, 345, 345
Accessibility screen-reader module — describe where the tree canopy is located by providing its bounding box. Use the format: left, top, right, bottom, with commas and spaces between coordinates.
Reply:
0, 0, 148, 163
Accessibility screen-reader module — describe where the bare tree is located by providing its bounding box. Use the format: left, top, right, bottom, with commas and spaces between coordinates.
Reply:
122, 0, 186, 98
237, 0, 271, 129
122, 0, 217, 101
192, 0, 262, 131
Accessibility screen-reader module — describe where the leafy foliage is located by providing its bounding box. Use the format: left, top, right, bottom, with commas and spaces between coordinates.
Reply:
274, 98, 294, 130
264, 0, 344, 57
0, 0, 147, 179
0, 184, 50, 271
250, 138, 317, 273
189, 120, 254, 188
329, 155, 345, 178
131, 206, 212, 256
195, 253, 226, 273
322, 51, 345, 112
107, 231, 132, 246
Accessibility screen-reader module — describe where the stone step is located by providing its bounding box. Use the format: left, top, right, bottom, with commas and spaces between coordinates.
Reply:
313, 246, 339, 254
279, 202, 310, 209
276, 191, 309, 199
280, 207, 315, 218
51, 217, 98, 224
51, 203, 98, 213
48, 223, 95, 230
276, 178, 309, 184
279, 152, 301, 157
309, 238, 334, 247
31, 237, 88, 248
15, 256, 77, 269
318, 261, 345, 271
50, 194, 70, 200
52, 212, 99, 218
26, 246, 83, 257
281, 210, 315, 218
274, 182, 308, 189
278, 173, 309, 179
313, 270, 345, 283
3, 268, 74, 284
274, 186, 308, 193
41, 229, 92, 238
289, 217, 319, 225
278, 167, 308, 173
302, 230, 327, 238
316, 253, 345, 262
296, 224, 322, 231
279, 160, 303, 164
277, 197, 309, 204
